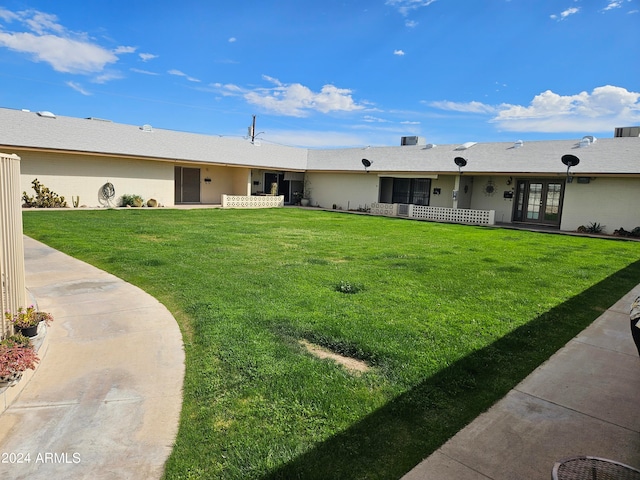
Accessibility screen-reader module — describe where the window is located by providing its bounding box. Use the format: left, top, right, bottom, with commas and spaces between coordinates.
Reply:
391, 178, 431, 205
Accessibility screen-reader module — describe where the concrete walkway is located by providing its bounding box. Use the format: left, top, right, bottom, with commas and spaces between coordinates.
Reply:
403, 283, 640, 479
0, 237, 184, 479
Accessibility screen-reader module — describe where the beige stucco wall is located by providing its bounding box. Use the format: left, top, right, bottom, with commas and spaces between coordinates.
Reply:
305, 172, 379, 210
560, 177, 640, 233
20, 151, 174, 207
200, 165, 250, 204
469, 175, 517, 223
430, 175, 455, 208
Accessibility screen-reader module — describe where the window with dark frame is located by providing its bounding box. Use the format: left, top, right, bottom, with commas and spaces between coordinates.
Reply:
391, 178, 431, 205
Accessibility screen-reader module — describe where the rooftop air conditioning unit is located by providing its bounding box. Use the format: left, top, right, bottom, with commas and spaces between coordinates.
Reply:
401, 136, 426, 146
614, 126, 640, 137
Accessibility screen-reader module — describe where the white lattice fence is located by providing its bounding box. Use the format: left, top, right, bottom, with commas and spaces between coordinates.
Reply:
221, 195, 285, 208
411, 205, 495, 225
0, 153, 27, 339
370, 203, 495, 225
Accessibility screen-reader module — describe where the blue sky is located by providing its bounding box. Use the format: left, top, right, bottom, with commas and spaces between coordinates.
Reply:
0, 0, 638, 148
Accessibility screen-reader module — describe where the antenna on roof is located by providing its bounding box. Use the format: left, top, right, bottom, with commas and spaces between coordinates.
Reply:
248, 115, 264, 144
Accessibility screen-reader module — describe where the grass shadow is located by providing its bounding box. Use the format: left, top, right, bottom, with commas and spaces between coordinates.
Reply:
263, 260, 640, 480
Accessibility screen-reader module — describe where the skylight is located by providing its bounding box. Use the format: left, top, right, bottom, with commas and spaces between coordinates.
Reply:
454, 141, 477, 151
36, 111, 56, 119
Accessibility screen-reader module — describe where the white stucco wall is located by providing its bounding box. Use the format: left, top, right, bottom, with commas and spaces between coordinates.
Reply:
20, 151, 175, 207
561, 177, 640, 233
305, 172, 379, 210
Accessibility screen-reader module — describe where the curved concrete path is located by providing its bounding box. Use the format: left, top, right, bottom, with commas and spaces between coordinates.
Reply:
0, 237, 184, 479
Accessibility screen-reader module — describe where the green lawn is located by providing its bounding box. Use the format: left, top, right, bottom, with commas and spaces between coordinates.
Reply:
22, 208, 640, 480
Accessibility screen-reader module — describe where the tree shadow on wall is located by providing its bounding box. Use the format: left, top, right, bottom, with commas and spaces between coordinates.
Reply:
263, 260, 640, 480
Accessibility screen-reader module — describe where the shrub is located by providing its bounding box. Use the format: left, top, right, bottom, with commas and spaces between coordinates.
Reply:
22, 178, 68, 208
585, 222, 605, 234
120, 194, 144, 207
0, 336, 39, 378
613, 227, 640, 238
5, 307, 53, 329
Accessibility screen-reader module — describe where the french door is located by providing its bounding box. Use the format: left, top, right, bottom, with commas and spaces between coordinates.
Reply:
513, 179, 565, 226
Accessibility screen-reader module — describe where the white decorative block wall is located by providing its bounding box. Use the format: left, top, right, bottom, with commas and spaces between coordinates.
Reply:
221, 195, 284, 208
370, 202, 495, 225
370, 202, 397, 216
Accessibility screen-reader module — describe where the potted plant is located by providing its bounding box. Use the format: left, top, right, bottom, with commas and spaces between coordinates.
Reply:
5, 306, 53, 337
301, 176, 312, 207
0, 334, 39, 387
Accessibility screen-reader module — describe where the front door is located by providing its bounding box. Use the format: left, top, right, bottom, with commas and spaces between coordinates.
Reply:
264, 173, 290, 203
175, 166, 200, 203
513, 179, 564, 226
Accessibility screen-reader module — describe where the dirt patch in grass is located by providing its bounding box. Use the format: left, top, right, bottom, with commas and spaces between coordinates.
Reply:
299, 339, 370, 373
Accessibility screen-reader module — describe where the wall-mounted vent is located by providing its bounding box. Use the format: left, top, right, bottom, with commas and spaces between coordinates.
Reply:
401, 136, 426, 146
140, 124, 153, 132
397, 204, 409, 216
36, 111, 56, 119
615, 126, 640, 137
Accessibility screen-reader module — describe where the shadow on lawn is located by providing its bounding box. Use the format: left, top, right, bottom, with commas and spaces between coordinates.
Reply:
263, 260, 640, 480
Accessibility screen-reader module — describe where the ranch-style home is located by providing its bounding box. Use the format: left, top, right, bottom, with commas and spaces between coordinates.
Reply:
1, 107, 639, 233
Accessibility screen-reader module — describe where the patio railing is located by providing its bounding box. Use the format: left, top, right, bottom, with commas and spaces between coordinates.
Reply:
0, 153, 27, 339
370, 203, 495, 225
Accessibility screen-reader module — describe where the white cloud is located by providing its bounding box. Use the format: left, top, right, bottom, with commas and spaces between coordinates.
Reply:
228, 37, 236, 43
405, 20, 419, 28
393, 49, 405, 56
0, 8, 19, 22
363, 115, 389, 123
66, 81, 91, 95
386, 0, 437, 16
92, 71, 123, 84
168, 69, 200, 82
550, 7, 580, 21
22, 11, 64, 35
219, 76, 365, 117
139, 52, 158, 62
491, 86, 640, 132
131, 67, 159, 75
0, 9, 123, 75
602, 1, 623, 11
428, 100, 498, 114
114, 45, 136, 54
426, 86, 640, 133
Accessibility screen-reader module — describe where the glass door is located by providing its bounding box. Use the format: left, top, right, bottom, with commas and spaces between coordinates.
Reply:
513, 180, 564, 226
